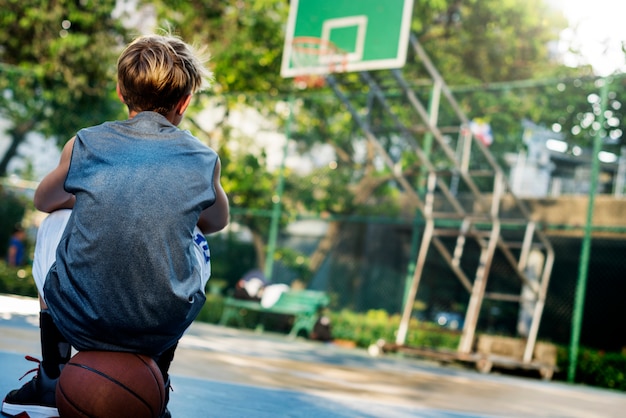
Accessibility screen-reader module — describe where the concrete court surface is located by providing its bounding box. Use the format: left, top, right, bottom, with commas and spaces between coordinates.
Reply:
1, 294, 625, 418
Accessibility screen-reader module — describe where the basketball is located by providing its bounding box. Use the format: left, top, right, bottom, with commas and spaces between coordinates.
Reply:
56, 351, 166, 418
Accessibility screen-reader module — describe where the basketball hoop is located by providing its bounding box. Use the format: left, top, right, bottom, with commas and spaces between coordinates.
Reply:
291, 37, 348, 89
294, 74, 326, 90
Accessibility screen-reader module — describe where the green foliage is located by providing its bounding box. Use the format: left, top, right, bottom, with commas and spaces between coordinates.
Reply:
0, 188, 28, 257
328, 309, 460, 350
0, 262, 37, 298
207, 232, 257, 288
412, 0, 449, 35
552, 345, 626, 391
0, 0, 128, 176
419, 0, 569, 84
219, 144, 282, 266
569, 348, 626, 391
273, 246, 311, 282
195, 293, 225, 324
221, 147, 275, 216
287, 165, 354, 215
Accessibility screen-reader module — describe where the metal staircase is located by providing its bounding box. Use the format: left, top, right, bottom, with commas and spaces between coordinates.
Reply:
327, 33, 555, 367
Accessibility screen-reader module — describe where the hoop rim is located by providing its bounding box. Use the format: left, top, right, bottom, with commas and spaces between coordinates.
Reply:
290, 36, 348, 75
293, 74, 326, 90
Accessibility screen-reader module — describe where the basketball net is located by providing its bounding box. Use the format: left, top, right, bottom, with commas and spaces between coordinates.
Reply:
291, 37, 348, 90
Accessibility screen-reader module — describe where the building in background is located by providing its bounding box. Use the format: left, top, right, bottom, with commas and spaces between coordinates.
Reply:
505, 120, 625, 198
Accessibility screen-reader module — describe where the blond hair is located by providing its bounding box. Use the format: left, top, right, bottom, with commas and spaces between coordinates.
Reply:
117, 33, 212, 115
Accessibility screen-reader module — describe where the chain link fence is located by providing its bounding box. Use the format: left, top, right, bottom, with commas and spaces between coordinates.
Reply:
209, 211, 626, 353
202, 73, 626, 355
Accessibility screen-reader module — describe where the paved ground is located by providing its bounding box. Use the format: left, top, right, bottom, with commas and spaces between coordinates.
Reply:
1, 294, 625, 417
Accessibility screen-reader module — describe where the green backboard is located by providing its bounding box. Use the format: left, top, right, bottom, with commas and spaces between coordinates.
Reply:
280, 0, 415, 78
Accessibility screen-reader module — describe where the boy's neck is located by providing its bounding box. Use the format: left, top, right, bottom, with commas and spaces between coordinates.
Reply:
127, 110, 181, 126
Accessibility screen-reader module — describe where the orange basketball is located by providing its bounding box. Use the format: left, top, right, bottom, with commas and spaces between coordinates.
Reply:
56, 351, 166, 418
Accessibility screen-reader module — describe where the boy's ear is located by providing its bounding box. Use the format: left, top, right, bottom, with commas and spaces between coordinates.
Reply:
177, 94, 193, 115
116, 84, 126, 103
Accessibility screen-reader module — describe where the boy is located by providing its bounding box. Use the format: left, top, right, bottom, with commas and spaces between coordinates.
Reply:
2, 33, 229, 418
6, 224, 27, 266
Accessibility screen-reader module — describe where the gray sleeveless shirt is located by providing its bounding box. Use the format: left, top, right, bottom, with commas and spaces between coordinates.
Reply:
44, 112, 218, 355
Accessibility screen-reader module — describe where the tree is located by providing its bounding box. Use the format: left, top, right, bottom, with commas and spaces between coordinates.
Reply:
418, 0, 569, 84
0, 0, 128, 178
408, 0, 593, 160
138, 0, 593, 286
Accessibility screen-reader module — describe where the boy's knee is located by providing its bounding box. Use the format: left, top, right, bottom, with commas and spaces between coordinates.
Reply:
33, 209, 73, 297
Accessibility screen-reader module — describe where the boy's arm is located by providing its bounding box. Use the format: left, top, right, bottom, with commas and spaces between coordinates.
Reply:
197, 158, 229, 234
34, 137, 76, 213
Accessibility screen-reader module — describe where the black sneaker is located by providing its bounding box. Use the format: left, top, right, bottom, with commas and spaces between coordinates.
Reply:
1, 356, 59, 418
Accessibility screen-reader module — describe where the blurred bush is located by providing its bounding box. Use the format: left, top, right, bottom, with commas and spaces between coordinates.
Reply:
195, 293, 225, 324
0, 187, 28, 257
571, 349, 626, 391
0, 262, 37, 297
327, 308, 461, 350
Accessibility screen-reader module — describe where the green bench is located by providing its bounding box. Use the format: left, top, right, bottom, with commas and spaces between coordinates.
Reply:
219, 289, 330, 338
